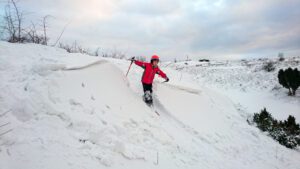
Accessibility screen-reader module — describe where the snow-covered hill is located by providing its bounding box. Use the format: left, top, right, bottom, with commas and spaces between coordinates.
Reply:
0, 41, 299, 169
162, 59, 300, 122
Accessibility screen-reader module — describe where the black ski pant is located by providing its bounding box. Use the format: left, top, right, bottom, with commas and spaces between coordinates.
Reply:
142, 83, 152, 93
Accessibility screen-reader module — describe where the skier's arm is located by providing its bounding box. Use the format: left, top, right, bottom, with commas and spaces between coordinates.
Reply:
134, 60, 147, 69
156, 68, 167, 79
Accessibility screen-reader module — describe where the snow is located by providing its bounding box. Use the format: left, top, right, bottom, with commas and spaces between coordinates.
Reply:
164, 59, 300, 122
0, 41, 300, 169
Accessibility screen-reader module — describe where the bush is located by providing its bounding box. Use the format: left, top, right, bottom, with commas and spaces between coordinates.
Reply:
199, 59, 210, 62
252, 108, 300, 149
253, 108, 273, 132
278, 67, 300, 96
262, 61, 275, 72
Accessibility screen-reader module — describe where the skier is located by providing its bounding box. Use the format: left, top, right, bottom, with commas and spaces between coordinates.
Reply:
130, 55, 169, 105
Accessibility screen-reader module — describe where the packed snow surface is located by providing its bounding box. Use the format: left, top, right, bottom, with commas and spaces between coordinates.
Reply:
0, 41, 299, 169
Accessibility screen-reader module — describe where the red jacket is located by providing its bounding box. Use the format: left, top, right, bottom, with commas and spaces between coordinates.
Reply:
134, 60, 167, 84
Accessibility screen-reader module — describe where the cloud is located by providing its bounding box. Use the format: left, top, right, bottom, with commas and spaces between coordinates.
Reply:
1, 0, 299, 60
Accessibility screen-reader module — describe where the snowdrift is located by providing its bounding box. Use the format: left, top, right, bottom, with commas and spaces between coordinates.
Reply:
0, 41, 299, 169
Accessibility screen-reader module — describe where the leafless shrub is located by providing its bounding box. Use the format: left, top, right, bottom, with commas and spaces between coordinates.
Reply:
262, 61, 276, 72
42, 15, 51, 45
2, 0, 25, 43
58, 41, 91, 55
58, 42, 127, 59
23, 22, 47, 44
93, 47, 101, 56
52, 21, 70, 47
1, 0, 50, 45
102, 47, 126, 59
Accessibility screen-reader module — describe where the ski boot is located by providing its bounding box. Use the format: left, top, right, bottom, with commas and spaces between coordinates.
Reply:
143, 91, 153, 106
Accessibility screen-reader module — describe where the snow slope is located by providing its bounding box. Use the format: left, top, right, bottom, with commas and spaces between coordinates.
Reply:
0, 41, 300, 169
163, 59, 300, 122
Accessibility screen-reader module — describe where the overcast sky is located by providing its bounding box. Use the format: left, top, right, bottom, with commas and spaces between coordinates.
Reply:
1, 0, 300, 60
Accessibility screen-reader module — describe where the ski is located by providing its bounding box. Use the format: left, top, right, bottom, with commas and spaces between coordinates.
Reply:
148, 104, 160, 116
144, 100, 160, 116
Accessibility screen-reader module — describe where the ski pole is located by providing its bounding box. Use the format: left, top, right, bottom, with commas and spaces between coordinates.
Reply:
126, 60, 134, 77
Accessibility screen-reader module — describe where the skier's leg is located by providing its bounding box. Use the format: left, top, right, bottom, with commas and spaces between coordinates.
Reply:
148, 83, 153, 103
149, 83, 153, 93
142, 83, 148, 93
142, 83, 153, 103
142, 83, 148, 101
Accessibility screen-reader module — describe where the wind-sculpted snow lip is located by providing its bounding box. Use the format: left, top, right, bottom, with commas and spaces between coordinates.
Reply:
62, 60, 108, 70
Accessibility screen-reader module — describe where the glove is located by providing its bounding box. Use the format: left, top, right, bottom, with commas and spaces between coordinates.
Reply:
130, 57, 135, 61
165, 77, 169, 82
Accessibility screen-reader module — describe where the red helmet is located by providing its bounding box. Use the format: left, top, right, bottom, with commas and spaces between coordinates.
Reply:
151, 55, 160, 61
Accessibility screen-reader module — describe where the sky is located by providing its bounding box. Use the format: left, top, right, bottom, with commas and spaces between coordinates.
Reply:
0, 0, 300, 60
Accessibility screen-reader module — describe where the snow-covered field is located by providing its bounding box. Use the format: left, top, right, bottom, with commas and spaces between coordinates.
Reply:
162, 58, 300, 122
0, 41, 299, 169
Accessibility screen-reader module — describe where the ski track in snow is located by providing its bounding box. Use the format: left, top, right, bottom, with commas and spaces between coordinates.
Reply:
0, 41, 300, 169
